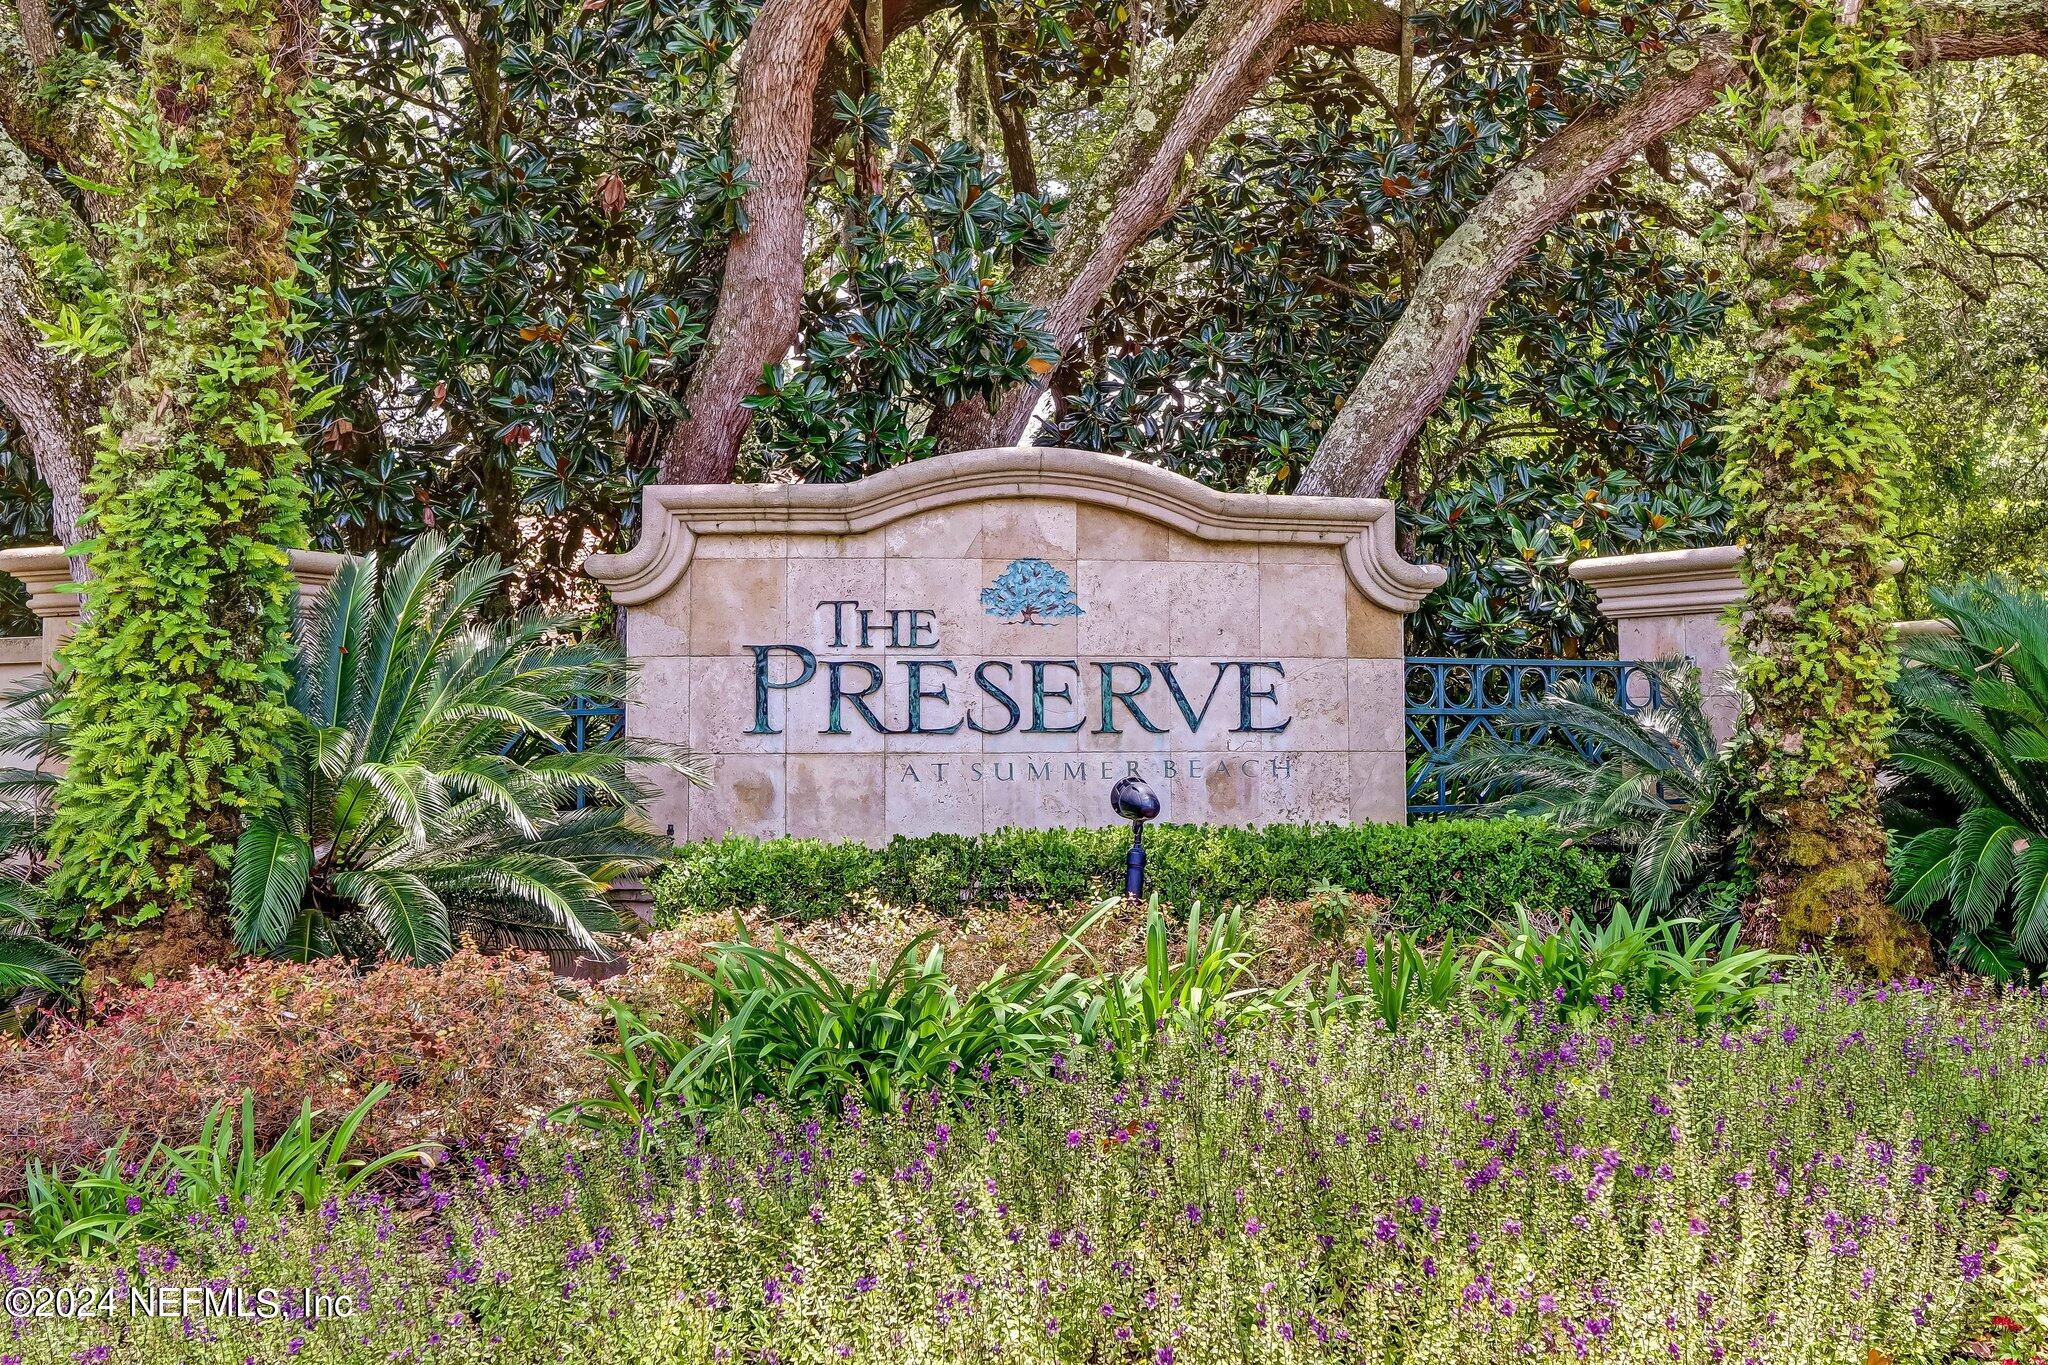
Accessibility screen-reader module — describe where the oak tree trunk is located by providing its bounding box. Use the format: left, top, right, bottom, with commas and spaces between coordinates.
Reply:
1720, 0, 1928, 974
30, 0, 321, 963
658, 0, 852, 484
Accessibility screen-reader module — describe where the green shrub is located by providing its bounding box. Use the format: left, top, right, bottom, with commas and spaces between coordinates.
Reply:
561, 902, 1122, 1128
230, 534, 698, 964
653, 817, 1615, 933
1471, 906, 1788, 1027
15, 1086, 427, 1260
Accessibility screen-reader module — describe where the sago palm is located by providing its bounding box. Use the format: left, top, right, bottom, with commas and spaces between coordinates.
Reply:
1436, 667, 1736, 917
1887, 576, 2048, 968
231, 535, 700, 964
0, 678, 81, 1000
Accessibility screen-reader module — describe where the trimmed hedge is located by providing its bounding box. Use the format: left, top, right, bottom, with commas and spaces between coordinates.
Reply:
652, 818, 1615, 935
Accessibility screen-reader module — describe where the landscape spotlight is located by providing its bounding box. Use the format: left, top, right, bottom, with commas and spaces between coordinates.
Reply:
1109, 776, 1161, 898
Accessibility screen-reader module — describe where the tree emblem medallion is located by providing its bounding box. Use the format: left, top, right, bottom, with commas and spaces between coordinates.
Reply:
980, 558, 1084, 625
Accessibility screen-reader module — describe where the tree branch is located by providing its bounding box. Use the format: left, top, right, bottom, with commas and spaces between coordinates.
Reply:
0, 3, 124, 217
1295, 40, 1741, 496
16, 0, 57, 68
0, 126, 98, 550
1293, 0, 2048, 498
933, 0, 1342, 452
981, 21, 1039, 200
657, 0, 853, 483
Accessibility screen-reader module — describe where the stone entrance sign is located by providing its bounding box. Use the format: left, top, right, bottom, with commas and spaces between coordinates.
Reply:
584, 448, 1444, 843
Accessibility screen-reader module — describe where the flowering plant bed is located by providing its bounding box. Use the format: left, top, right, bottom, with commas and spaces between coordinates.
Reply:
7, 975, 2046, 1363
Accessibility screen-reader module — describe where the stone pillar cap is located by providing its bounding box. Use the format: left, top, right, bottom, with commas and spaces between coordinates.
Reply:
0, 545, 348, 623
1568, 544, 1744, 619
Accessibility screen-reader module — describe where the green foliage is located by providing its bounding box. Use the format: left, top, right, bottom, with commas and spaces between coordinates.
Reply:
680, 915, 1097, 1115
1888, 63, 2048, 614
560, 1001, 698, 1139
1346, 929, 1473, 1033
1976, 1187, 2048, 1357
653, 817, 1615, 932
229, 535, 698, 964
1886, 577, 2048, 969
0, 421, 51, 636
44, 0, 315, 940
299, 0, 748, 599
1082, 899, 1285, 1060
11, 1085, 426, 1260
1439, 668, 1741, 917
18, 978, 2044, 1359
746, 132, 1060, 479
297, 0, 1058, 601
1472, 906, 1786, 1027
564, 902, 1117, 1127
1714, 0, 1919, 969
1045, 15, 1729, 657
8, 207, 124, 373
1306, 879, 1352, 941
0, 680, 74, 1006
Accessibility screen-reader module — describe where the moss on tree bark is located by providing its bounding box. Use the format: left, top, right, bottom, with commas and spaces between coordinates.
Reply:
1720, 0, 1929, 975
13, 0, 321, 966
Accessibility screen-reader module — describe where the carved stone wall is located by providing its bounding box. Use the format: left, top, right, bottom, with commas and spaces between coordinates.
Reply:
586, 447, 1446, 843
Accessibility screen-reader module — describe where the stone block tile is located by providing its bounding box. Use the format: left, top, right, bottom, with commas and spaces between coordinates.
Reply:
687, 753, 784, 841
783, 651, 887, 755
787, 559, 886, 646
1258, 560, 1346, 656
884, 756, 982, 836
786, 754, 885, 843
885, 555, 987, 656
1348, 657, 1407, 753
1076, 505, 1176, 561
1347, 592, 1404, 658
688, 557, 787, 657
1076, 560, 1173, 654
693, 532, 787, 559
977, 499, 1078, 559
1163, 562, 1260, 655
886, 503, 983, 559
690, 654, 786, 754
1351, 748, 1409, 826
626, 656, 692, 743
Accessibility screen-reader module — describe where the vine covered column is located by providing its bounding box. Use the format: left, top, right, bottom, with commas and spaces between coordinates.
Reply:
1719, 0, 1927, 972
47, 0, 317, 971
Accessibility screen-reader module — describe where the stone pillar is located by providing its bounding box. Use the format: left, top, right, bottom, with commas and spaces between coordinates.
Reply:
0, 545, 347, 671
1568, 545, 1744, 739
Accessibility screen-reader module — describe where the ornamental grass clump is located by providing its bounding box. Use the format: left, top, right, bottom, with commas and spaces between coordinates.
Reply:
12, 975, 2047, 1363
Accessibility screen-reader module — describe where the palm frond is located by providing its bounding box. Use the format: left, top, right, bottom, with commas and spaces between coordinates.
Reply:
1886, 575, 2048, 964
1436, 664, 1734, 914
233, 533, 689, 964
231, 821, 314, 954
